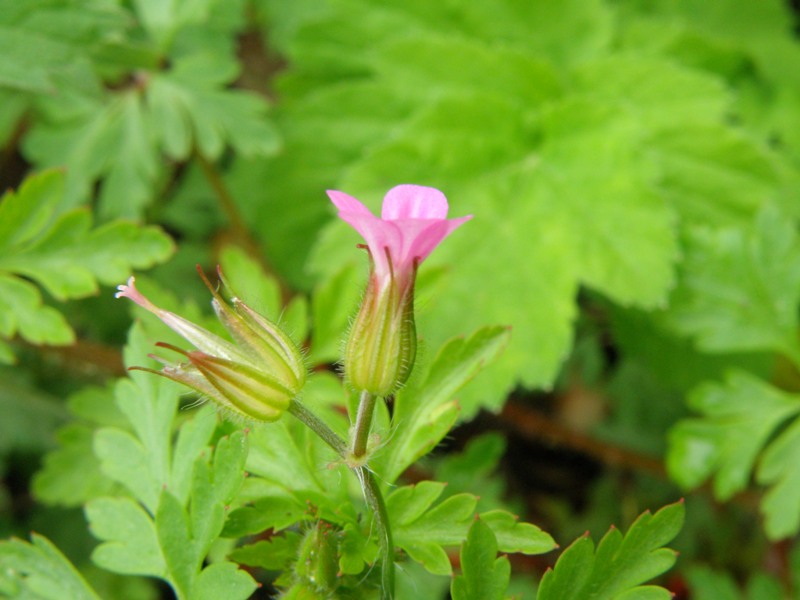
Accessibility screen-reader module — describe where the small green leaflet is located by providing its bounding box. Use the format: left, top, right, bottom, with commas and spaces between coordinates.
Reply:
376, 326, 511, 482
87, 431, 256, 599
757, 417, 800, 539
388, 482, 476, 576
667, 370, 800, 538
32, 385, 127, 507
147, 53, 279, 162
0, 171, 173, 362
0, 534, 101, 600
0, 0, 128, 93
451, 518, 510, 600
667, 371, 800, 500
387, 481, 555, 576
538, 501, 684, 600
86, 496, 166, 578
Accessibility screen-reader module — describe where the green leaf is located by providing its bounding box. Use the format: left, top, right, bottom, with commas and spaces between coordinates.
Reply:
757, 418, 800, 538
32, 385, 125, 507
131, 0, 215, 49
92, 326, 182, 513
665, 205, 800, 364
188, 431, 249, 555
451, 518, 510, 600
651, 125, 782, 227
480, 510, 555, 555
432, 432, 508, 508
387, 482, 477, 575
219, 245, 282, 321
156, 490, 194, 597
189, 562, 258, 600
222, 496, 307, 538
245, 414, 347, 502
147, 53, 280, 161
283, 0, 780, 411
667, 371, 800, 500
229, 532, 303, 570
94, 427, 157, 510
0, 24, 76, 93
25, 91, 161, 218
0, 0, 126, 95
0, 171, 173, 359
170, 405, 218, 505
33, 423, 116, 506
0, 534, 101, 600
89, 415, 251, 595
2, 207, 175, 301
538, 501, 684, 600
378, 326, 510, 482
86, 496, 166, 578
686, 566, 740, 600
373, 34, 562, 107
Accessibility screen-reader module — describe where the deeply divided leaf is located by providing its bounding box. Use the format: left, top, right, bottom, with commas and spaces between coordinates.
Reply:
538, 501, 684, 600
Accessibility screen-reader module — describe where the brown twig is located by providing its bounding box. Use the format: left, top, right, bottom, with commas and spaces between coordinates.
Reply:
31, 339, 126, 377
499, 400, 666, 478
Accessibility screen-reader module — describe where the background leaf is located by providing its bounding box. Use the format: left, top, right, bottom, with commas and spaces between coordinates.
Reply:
0, 534, 101, 600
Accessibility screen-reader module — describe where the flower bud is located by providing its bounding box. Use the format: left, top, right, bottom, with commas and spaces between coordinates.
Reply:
293, 520, 339, 594
343, 252, 417, 396
116, 270, 306, 423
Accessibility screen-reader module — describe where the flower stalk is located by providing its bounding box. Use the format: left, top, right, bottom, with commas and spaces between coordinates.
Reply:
351, 390, 378, 460
288, 398, 394, 599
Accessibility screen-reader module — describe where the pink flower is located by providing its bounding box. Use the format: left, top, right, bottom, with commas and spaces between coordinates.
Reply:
327, 184, 472, 291
327, 185, 471, 395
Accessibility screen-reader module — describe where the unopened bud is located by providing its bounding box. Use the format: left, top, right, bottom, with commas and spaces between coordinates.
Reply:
343, 253, 416, 396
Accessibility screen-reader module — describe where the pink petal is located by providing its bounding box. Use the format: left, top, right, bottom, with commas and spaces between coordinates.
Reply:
326, 190, 375, 216
339, 212, 403, 276
381, 185, 449, 220
397, 214, 473, 267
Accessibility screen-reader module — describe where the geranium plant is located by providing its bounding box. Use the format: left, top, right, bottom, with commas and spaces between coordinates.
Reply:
10, 0, 800, 598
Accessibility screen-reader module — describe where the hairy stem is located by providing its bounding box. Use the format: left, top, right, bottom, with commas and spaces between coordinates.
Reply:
351, 390, 377, 458
287, 399, 348, 457
287, 398, 395, 598
356, 466, 395, 600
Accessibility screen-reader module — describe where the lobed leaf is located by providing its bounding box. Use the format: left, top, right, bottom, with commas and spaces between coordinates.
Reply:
450, 518, 510, 600
86, 496, 166, 578
667, 371, 800, 501
387, 482, 476, 575
0, 534, 101, 600
665, 205, 800, 365
0, 171, 173, 361
378, 326, 511, 482
538, 501, 684, 600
